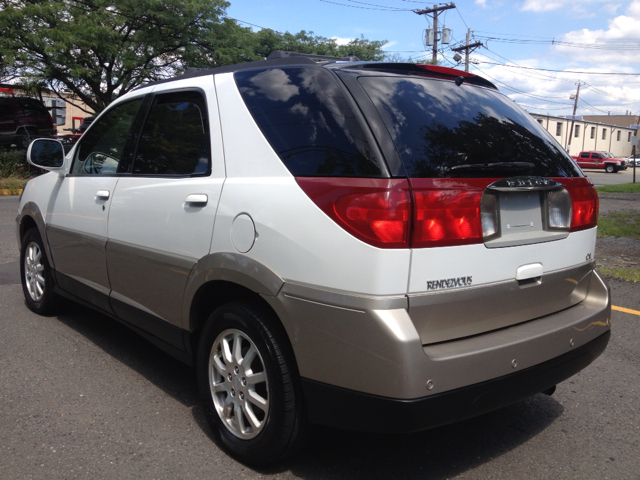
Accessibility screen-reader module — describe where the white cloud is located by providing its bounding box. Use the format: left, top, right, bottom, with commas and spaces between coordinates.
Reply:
475, 0, 487, 7
521, 0, 618, 14
332, 36, 354, 45
553, 1, 640, 65
471, 52, 640, 116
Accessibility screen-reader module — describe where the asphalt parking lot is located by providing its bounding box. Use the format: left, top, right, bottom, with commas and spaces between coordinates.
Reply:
1, 193, 639, 479
584, 166, 639, 186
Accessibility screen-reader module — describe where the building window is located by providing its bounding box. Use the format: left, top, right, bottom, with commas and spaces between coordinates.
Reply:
574, 125, 580, 137
556, 122, 562, 136
617, 130, 621, 141
591, 127, 596, 139
629, 132, 633, 142
602, 129, 607, 140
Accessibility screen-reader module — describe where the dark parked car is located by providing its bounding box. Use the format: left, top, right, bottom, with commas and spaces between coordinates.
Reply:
0, 97, 55, 149
77, 116, 95, 133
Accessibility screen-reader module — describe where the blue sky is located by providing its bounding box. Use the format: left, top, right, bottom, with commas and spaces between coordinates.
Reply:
227, 0, 640, 119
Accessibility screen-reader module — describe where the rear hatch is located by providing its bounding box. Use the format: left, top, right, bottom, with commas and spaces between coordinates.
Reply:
349, 67, 599, 344
233, 61, 599, 345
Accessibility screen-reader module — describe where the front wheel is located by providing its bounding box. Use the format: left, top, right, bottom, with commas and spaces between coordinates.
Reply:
197, 301, 306, 466
605, 164, 616, 173
20, 227, 59, 315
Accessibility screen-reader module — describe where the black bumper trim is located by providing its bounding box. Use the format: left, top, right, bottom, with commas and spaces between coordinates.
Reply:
301, 330, 610, 433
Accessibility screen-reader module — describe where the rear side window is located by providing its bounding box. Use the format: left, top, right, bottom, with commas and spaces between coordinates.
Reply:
235, 67, 383, 177
132, 91, 210, 175
358, 76, 582, 178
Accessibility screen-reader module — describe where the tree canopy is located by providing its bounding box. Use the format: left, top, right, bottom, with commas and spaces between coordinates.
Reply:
0, 0, 387, 113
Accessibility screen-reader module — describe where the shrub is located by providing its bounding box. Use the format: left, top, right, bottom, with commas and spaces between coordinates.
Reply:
0, 149, 30, 178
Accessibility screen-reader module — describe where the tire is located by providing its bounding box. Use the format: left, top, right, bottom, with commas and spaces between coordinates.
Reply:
197, 301, 306, 466
605, 164, 616, 173
17, 129, 34, 150
20, 227, 59, 315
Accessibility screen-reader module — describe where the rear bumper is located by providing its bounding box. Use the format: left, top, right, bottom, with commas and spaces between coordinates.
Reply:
268, 268, 611, 400
302, 330, 610, 433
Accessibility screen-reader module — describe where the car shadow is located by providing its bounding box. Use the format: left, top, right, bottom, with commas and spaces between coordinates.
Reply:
54, 300, 199, 408
54, 300, 564, 479
278, 395, 563, 479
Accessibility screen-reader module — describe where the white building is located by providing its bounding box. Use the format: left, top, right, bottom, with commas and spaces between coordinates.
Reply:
531, 113, 637, 158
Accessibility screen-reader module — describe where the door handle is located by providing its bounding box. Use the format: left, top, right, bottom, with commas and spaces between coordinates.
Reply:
184, 194, 208, 205
96, 190, 110, 200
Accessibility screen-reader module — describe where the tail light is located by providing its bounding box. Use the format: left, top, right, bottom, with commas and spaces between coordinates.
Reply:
296, 178, 411, 248
410, 179, 493, 248
545, 189, 572, 230
297, 176, 598, 250
557, 179, 599, 231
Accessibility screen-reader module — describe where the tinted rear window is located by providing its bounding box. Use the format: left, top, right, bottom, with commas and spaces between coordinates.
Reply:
358, 76, 582, 178
18, 99, 49, 116
235, 66, 383, 177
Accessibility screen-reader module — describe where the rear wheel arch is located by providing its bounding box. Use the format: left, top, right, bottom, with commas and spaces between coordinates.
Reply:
188, 280, 297, 367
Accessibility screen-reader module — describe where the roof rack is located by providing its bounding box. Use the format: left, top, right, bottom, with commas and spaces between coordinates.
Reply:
267, 50, 360, 63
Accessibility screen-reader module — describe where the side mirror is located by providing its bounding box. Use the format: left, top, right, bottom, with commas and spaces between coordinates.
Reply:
27, 139, 66, 173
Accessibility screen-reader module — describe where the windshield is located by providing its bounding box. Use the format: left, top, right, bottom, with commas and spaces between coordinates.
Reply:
358, 76, 582, 178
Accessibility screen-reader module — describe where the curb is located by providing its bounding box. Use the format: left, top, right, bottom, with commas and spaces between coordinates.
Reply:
0, 189, 23, 196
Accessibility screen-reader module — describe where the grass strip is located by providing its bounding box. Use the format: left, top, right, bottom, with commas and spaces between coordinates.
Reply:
597, 212, 640, 239
0, 177, 28, 194
599, 266, 640, 283
596, 183, 640, 194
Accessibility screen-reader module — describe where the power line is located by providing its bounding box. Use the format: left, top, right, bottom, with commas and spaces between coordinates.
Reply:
319, 0, 411, 10
472, 68, 575, 105
474, 33, 640, 50
475, 61, 640, 76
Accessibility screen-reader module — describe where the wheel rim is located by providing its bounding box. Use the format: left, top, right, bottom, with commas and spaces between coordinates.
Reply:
24, 241, 45, 302
209, 328, 269, 440
20, 132, 32, 149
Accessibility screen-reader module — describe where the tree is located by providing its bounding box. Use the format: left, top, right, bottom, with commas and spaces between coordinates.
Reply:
250, 30, 386, 61
0, 0, 388, 113
0, 0, 254, 112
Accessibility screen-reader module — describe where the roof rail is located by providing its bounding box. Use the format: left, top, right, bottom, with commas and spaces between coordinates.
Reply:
267, 50, 360, 63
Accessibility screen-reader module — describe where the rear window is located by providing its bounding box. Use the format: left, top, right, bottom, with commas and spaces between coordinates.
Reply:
358, 76, 582, 178
235, 67, 383, 177
18, 98, 49, 116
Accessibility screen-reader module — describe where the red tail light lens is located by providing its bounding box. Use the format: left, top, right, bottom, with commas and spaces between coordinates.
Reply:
556, 178, 599, 231
296, 178, 411, 248
298, 177, 597, 250
411, 179, 494, 248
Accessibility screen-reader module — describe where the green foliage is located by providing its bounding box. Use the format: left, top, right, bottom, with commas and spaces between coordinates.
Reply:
597, 212, 640, 239
0, 0, 251, 112
596, 183, 640, 194
598, 265, 640, 283
0, 1, 387, 112
0, 176, 28, 194
0, 149, 29, 178
250, 30, 386, 61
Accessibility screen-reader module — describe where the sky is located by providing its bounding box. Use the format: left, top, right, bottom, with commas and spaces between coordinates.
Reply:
226, 0, 640, 121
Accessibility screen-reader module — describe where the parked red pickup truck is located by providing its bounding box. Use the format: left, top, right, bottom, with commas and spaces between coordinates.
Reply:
572, 151, 628, 173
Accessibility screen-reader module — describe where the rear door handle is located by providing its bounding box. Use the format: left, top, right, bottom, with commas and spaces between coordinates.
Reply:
185, 194, 208, 205
96, 190, 110, 200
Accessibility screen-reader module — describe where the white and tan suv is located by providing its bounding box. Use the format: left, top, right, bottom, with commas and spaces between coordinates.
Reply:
17, 52, 611, 466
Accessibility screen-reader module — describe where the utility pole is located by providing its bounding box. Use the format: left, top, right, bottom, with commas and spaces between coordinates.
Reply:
566, 81, 582, 154
415, 3, 456, 64
450, 28, 483, 72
